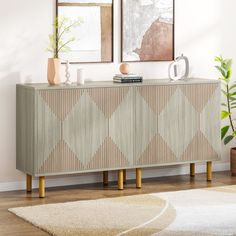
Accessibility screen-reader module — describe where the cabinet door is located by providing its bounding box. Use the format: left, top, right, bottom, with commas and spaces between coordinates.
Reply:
35, 87, 134, 176
178, 83, 221, 162
135, 84, 220, 167
85, 87, 134, 170
35, 88, 85, 175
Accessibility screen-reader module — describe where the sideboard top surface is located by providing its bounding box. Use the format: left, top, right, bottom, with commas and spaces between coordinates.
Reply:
17, 78, 220, 90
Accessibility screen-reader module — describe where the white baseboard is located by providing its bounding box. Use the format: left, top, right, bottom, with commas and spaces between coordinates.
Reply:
0, 162, 230, 192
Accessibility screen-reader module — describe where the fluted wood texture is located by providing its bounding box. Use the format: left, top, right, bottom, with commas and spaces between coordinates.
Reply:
135, 83, 221, 165
16, 80, 221, 177
34, 87, 133, 175
16, 87, 35, 174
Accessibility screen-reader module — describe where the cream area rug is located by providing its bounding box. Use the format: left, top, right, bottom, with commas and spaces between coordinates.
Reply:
9, 185, 236, 236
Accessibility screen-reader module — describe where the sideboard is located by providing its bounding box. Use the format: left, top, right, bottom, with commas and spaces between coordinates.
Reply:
16, 78, 221, 197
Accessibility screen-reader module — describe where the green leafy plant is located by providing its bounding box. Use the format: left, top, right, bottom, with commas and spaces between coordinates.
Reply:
215, 55, 236, 144
47, 16, 82, 58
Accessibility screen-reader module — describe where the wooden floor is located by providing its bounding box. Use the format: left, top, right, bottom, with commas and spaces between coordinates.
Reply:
1, 171, 236, 236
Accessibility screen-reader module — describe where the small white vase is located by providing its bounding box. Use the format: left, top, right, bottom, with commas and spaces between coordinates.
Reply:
77, 68, 84, 85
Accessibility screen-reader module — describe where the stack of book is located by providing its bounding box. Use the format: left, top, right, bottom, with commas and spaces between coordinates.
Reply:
113, 74, 143, 83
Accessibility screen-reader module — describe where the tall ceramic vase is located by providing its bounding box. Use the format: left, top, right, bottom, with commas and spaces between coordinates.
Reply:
47, 58, 61, 85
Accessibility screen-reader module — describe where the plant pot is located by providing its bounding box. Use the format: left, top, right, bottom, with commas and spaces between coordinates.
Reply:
230, 147, 236, 176
47, 58, 61, 85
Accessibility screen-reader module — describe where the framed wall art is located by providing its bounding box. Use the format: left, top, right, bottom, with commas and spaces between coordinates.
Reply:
56, 0, 113, 63
121, 0, 174, 62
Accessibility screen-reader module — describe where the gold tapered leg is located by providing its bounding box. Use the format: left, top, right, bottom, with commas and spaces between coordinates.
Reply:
190, 163, 195, 177
103, 171, 108, 186
26, 174, 32, 193
136, 168, 142, 189
39, 176, 45, 198
207, 161, 212, 181
123, 169, 126, 184
118, 170, 124, 190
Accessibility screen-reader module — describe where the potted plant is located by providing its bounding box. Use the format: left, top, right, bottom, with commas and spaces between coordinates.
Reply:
47, 17, 82, 85
215, 56, 236, 175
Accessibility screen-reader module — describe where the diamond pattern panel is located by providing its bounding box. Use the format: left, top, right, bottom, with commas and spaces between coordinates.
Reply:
158, 88, 200, 160
87, 137, 130, 170
137, 85, 177, 114
35, 93, 61, 171
137, 134, 176, 165
181, 131, 218, 162
135, 90, 157, 159
63, 92, 108, 166
181, 84, 217, 112
39, 89, 83, 121
38, 140, 84, 174
109, 89, 133, 164
200, 87, 221, 157
87, 87, 129, 118
33, 82, 220, 175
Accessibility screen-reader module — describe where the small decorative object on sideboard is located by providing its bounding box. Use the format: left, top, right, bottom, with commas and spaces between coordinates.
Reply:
64, 61, 72, 85
114, 63, 142, 83
168, 54, 189, 81
46, 17, 82, 85
113, 74, 143, 83
215, 56, 236, 175
120, 63, 130, 75
77, 68, 85, 85
47, 58, 61, 86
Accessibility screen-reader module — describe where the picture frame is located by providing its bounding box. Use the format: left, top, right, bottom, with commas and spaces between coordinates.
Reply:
56, 0, 114, 64
121, 0, 175, 62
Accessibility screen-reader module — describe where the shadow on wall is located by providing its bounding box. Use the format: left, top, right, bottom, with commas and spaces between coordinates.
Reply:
0, 75, 41, 181
0, 0, 54, 183
0, 26, 43, 84
0, 72, 25, 182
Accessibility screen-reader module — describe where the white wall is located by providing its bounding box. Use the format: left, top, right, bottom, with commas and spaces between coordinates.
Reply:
0, 0, 236, 191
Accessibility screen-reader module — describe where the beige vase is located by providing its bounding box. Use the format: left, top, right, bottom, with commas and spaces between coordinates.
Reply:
47, 58, 61, 85
231, 148, 236, 176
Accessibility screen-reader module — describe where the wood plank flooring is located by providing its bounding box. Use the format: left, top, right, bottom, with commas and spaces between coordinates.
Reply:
0, 171, 236, 236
